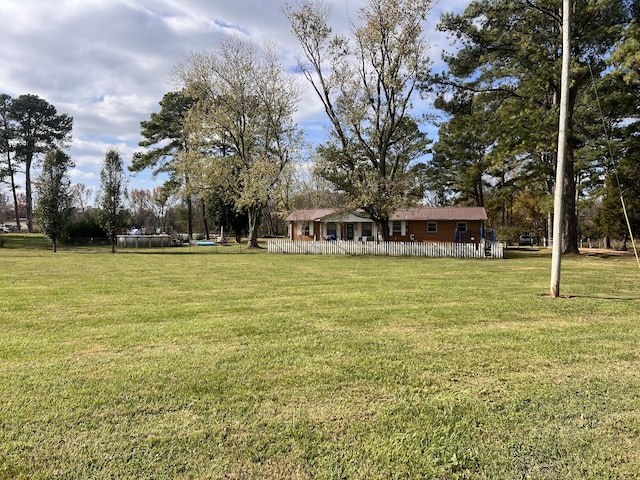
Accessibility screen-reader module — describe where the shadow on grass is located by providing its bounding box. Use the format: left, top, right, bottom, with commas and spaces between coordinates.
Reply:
538, 293, 640, 301
504, 247, 551, 260
114, 244, 265, 255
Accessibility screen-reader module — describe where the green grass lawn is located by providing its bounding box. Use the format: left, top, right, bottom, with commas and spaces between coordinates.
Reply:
1, 245, 639, 479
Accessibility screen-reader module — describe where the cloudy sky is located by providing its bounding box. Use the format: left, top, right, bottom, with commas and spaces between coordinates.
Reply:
0, 0, 469, 197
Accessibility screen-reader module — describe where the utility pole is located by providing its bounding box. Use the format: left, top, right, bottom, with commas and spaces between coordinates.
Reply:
550, 0, 571, 297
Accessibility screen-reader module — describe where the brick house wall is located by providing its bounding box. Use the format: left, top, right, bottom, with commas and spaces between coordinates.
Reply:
287, 208, 488, 243
390, 220, 485, 244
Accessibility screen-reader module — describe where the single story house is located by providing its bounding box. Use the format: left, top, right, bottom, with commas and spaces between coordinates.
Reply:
286, 207, 488, 244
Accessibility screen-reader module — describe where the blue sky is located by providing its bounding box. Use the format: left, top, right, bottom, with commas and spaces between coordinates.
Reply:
0, 0, 469, 199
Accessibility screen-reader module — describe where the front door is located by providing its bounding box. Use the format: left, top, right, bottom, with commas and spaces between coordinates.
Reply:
346, 223, 354, 240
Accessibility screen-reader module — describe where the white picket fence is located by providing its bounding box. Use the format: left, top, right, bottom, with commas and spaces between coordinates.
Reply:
267, 239, 504, 258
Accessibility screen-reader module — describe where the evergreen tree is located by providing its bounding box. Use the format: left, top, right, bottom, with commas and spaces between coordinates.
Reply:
98, 149, 127, 253
0, 94, 22, 230
35, 148, 74, 252
594, 154, 640, 249
131, 90, 196, 238
588, 7, 640, 247
10, 94, 73, 233
433, 0, 631, 253
427, 93, 492, 207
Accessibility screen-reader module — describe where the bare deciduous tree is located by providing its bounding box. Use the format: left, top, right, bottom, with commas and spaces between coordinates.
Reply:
71, 183, 93, 211
285, 0, 433, 240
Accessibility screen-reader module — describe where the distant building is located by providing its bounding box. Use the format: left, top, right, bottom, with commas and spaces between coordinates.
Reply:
1, 218, 29, 233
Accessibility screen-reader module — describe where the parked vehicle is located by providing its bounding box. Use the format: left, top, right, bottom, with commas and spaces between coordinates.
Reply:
0, 225, 11, 233
518, 234, 534, 246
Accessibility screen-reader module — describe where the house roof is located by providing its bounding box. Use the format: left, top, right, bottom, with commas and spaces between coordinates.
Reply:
391, 207, 487, 221
286, 207, 487, 222
285, 209, 337, 221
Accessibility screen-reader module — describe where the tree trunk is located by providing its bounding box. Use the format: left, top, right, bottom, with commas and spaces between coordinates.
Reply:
562, 144, 580, 254
187, 195, 193, 239
475, 174, 484, 207
6, 152, 21, 231
377, 218, 390, 242
246, 207, 261, 248
201, 200, 209, 240
25, 154, 33, 233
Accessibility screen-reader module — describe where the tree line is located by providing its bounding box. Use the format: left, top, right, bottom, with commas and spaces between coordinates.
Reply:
0, 93, 127, 252
426, 0, 639, 251
1, 93, 72, 233
131, 0, 436, 246
2, 0, 639, 252
132, 0, 639, 251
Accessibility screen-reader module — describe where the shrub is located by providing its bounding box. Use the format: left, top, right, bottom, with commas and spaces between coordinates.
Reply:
496, 225, 521, 245
63, 218, 107, 241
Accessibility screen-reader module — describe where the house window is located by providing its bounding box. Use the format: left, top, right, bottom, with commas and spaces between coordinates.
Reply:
327, 222, 337, 237
427, 222, 437, 233
361, 223, 373, 238
392, 221, 402, 234
457, 222, 468, 232
303, 222, 310, 236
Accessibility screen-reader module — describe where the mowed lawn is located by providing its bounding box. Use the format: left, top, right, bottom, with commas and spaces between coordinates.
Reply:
1, 246, 639, 479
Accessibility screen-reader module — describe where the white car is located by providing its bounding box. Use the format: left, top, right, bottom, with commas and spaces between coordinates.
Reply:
0, 225, 11, 233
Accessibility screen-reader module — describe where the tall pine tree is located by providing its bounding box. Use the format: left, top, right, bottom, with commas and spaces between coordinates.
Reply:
433, 0, 631, 252
10, 94, 73, 233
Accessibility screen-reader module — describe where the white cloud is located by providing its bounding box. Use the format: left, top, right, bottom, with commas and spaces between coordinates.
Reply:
0, 0, 468, 192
